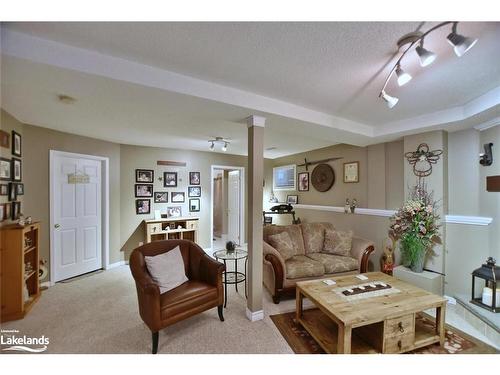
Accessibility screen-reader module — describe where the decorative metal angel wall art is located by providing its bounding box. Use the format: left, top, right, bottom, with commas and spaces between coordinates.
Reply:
405, 143, 443, 180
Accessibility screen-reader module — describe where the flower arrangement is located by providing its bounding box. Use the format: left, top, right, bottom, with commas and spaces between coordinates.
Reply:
389, 185, 441, 272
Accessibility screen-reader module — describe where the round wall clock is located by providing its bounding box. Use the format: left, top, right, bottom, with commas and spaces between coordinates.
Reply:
311, 163, 335, 192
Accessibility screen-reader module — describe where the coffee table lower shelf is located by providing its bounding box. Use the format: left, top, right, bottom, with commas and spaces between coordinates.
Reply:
298, 309, 441, 354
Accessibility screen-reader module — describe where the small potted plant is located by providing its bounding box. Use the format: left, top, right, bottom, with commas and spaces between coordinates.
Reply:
389, 185, 441, 273
225, 241, 236, 254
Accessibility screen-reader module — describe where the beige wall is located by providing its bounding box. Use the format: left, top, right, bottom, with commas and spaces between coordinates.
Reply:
22, 123, 122, 277
119, 144, 249, 259
0, 110, 24, 226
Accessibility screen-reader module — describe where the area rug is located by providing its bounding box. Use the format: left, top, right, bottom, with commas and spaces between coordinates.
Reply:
270, 309, 498, 354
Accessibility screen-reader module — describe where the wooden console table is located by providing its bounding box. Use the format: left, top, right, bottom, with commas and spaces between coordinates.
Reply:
144, 217, 199, 244
296, 272, 446, 354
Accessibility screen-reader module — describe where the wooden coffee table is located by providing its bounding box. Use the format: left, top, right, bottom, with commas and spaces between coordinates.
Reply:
296, 272, 447, 354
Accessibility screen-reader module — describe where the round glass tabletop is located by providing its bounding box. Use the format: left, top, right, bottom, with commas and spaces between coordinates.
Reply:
213, 248, 248, 260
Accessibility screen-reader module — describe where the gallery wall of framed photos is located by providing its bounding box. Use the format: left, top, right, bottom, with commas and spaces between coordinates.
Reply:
0, 111, 24, 225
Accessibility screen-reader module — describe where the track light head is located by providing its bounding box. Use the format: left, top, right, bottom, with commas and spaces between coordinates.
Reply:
221, 142, 228, 152
395, 65, 412, 86
415, 44, 437, 67
381, 91, 399, 109
209, 142, 215, 151
447, 32, 477, 57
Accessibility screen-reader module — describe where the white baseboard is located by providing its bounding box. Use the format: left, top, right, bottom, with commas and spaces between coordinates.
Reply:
246, 307, 264, 322
105, 260, 126, 270
41, 281, 54, 288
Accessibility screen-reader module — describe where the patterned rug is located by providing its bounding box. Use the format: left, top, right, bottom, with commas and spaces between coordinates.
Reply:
270, 309, 498, 354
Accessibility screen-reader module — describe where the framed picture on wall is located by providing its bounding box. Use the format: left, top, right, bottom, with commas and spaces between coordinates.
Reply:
163, 172, 178, 187
298, 172, 309, 191
189, 172, 200, 185
8, 183, 17, 201
189, 198, 200, 212
167, 206, 182, 218
135, 184, 153, 197
0, 184, 8, 195
171, 192, 185, 203
4, 202, 11, 220
0, 158, 11, 181
12, 131, 22, 157
188, 186, 201, 197
136, 199, 151, 214
343, 161, 359, 183
12, 201, 21, 220
0, 204, 5, 222
12, 158, 22, 182
273, 164, 296, 191
136, 169, 154, 183
0, 130, 9, 149
154, 192, 168, 203
16, 183, 24, 195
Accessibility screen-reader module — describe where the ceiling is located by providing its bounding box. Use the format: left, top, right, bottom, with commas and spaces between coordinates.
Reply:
1, 22, 499, 158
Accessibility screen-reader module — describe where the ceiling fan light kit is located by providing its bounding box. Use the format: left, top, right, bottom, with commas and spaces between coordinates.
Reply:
379, 21, 478, 109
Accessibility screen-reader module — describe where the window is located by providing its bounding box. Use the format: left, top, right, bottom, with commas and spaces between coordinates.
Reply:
273, 164, 296, 191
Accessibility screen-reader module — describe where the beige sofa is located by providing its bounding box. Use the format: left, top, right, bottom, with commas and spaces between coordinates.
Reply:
263, 222, 375, 303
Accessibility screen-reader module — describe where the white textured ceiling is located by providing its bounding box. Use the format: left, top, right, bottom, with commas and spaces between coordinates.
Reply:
4, 22, 499, 125
1, 22, 499, 158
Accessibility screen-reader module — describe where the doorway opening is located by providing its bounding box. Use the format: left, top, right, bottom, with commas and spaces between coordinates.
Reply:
210, 165, 245, 252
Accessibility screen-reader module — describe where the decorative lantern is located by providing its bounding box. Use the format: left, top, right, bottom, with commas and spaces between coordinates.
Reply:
471, 257, 500, 313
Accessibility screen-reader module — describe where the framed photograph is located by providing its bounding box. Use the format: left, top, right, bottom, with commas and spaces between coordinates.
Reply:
135, 184, 153, 197
12, 131, 22, 157
136, 169, 154, 183
264, 216, 273, 225
167, 206, 182, 218
189, 172, 200, 185
163, 172, 178, 187
12, 201, 21, 220
286, 195, 298, 204
135, 199, 151, 215
4, 202, 11, 220
12, 158, 22, 182
273, 164, 296, 191
8, 183, 17, 201
298, 172, 309, 191
0, 158, 11, 181
171, 192, 185, 203
16, 183, 24, 195
189, 198, 200, 212
0, 184, 8, 196
0, 204, 4, 222
188, 186, 201, 197
154, 191, 168, 203
0, 130, 9, 149
343, 161, 359, 183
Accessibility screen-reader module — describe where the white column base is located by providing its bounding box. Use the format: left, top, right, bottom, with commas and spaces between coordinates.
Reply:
246, 307, 264, 322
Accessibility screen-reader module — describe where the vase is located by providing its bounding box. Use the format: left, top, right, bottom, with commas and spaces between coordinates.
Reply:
400, 236, 427, 273
410, 250, 426, 273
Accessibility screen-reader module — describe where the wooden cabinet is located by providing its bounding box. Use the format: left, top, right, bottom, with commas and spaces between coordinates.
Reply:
1, 222, 41, 322
144, 217, 199, 244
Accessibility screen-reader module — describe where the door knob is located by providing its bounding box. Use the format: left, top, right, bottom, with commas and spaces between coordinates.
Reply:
54, 224, 60, 228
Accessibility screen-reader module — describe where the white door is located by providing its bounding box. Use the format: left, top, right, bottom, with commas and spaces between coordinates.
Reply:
52, 154, 102, 281
227, 170, 240, 244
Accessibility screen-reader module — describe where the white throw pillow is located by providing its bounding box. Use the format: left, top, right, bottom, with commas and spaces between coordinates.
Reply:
144, 246, 188, 294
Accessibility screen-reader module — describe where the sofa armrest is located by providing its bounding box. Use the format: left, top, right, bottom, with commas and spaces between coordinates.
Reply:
351, 237, 375, 273
263, 241, 286, 290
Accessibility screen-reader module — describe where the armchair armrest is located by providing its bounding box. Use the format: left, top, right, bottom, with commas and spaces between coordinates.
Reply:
351, 237, 375, 273
199, 254, 225, 287
263, 241, 286, 290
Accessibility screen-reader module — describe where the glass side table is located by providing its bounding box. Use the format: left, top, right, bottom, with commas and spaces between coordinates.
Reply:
213, 248, 248, 308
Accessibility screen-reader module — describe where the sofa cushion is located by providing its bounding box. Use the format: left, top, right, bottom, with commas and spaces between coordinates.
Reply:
301, 222, 335, 253
285, 255, 325, 279
264, 224, 305, 255
306, 253, 358, 274
323, 229, 353, 256
144, 246, 189, 294
268, 231, 296, 260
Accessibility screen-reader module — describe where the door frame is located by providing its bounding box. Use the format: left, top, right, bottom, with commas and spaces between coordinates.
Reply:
49, 150, 110, 284
210, 165, 245, 253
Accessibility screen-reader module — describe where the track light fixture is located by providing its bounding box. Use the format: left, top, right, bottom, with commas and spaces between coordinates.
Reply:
379, 21, 478, 109
208, 137, 230, 152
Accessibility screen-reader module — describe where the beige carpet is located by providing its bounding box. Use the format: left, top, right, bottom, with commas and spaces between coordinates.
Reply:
1, 266, 293, 354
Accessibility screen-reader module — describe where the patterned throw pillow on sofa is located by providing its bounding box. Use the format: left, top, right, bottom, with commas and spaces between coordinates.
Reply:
268, 231, 296, 260
323, 229, 353, 257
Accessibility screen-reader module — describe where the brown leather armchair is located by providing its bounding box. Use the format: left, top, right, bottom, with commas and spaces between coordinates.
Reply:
130, 240, 225, 354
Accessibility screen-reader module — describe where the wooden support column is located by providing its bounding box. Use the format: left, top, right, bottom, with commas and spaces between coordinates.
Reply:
246, 115, 265, 321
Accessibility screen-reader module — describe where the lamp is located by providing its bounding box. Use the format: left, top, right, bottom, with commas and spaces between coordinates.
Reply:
447, 22, 478, 57
381, 91, 399, 109
221, 142, 228, 152
415, 43, 437, 67
208, 137, 230, 152
471, 257, 500, 313
395, 64, 412, 86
